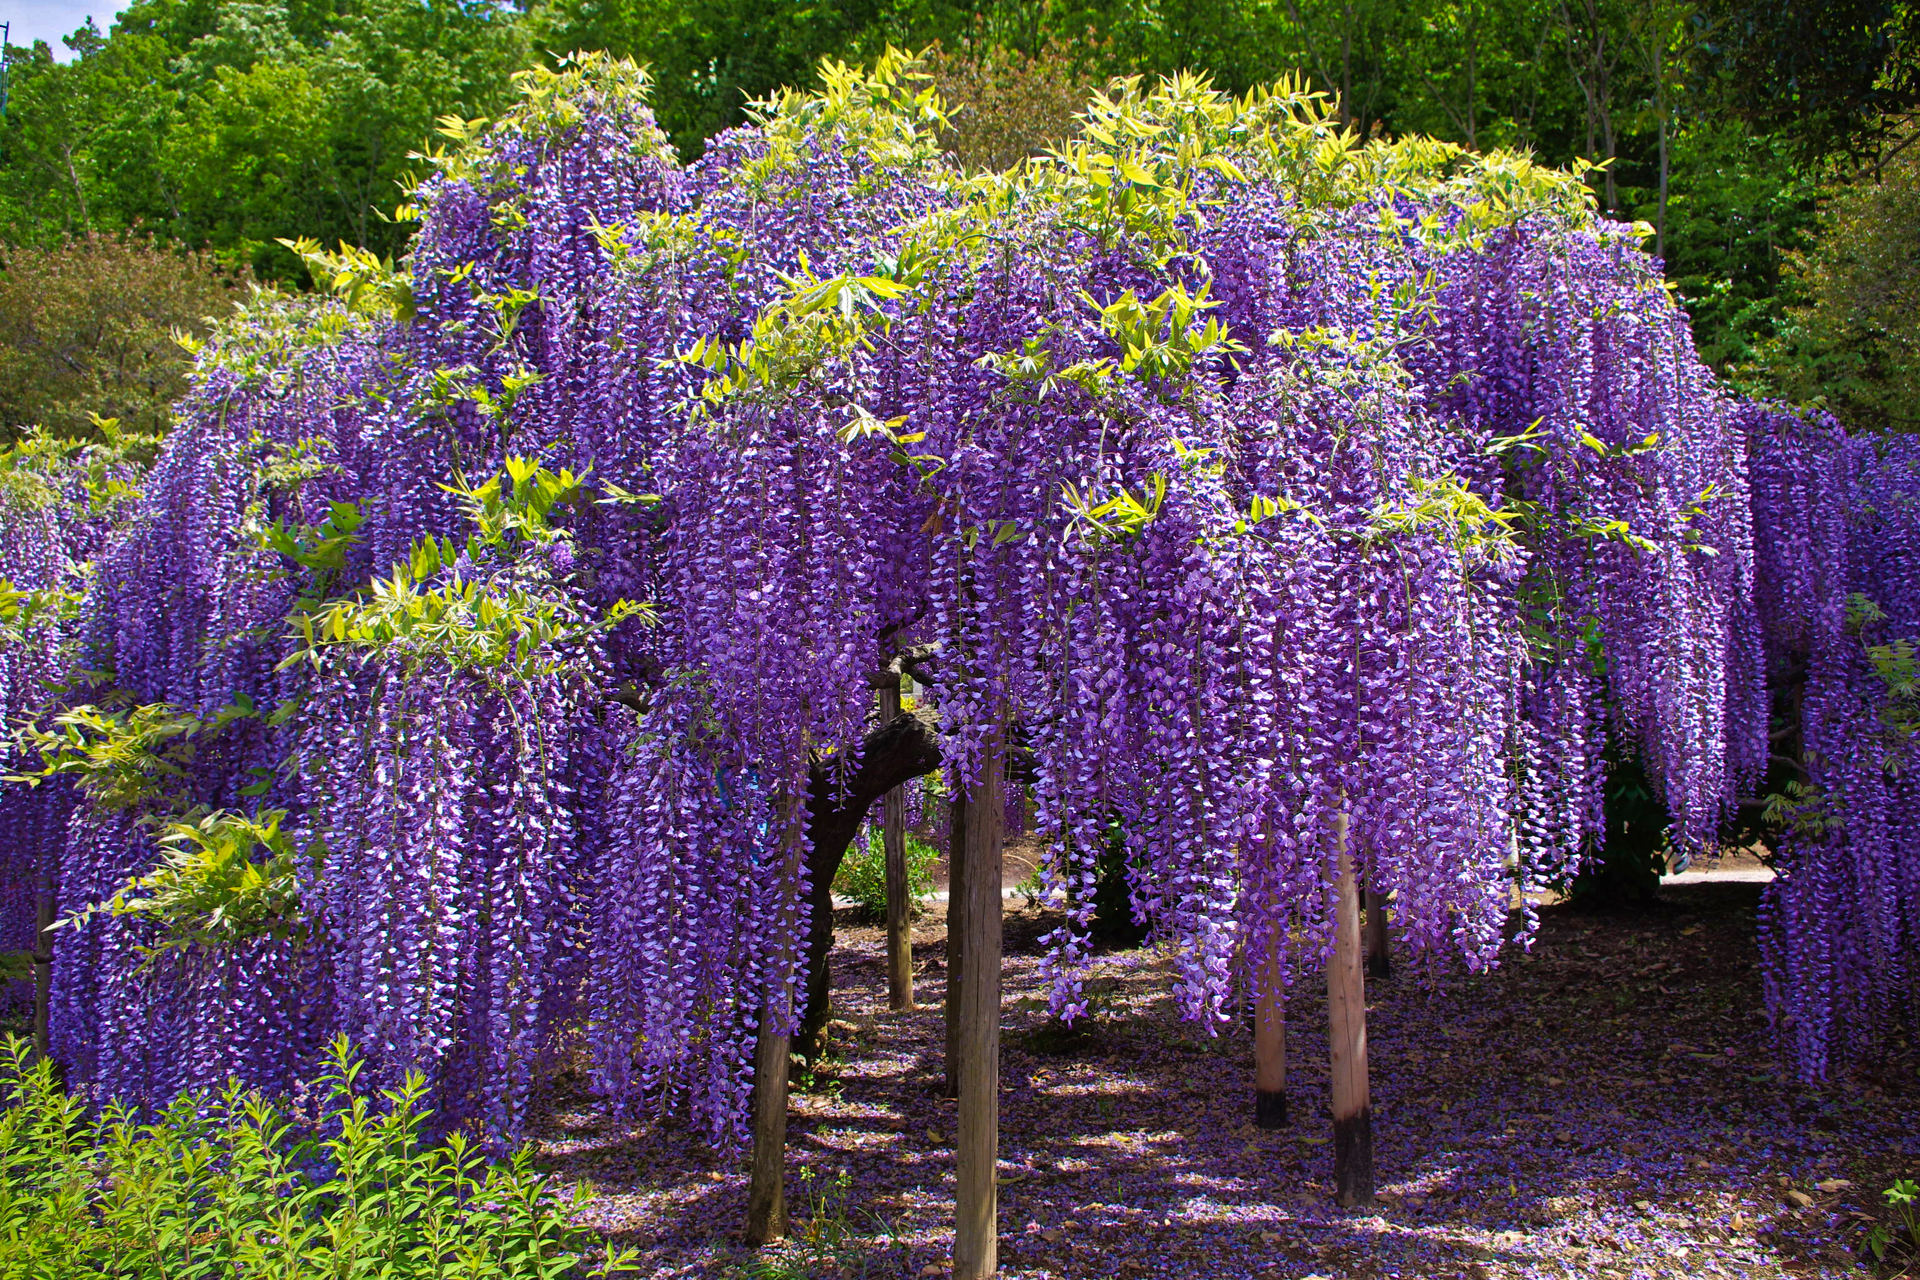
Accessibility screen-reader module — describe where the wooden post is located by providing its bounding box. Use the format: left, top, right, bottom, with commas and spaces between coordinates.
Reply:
31, 866, 54, 1061
1253, 923, 1287, 1129
1327, 807, 1374, 1207
1364, 887, 1391, 981
744, 1012, 791, 1244
953, 733, 1005, 1280
943, 785, 968, 1099
745, 804, 804, 1246
878, 676, 914, 1012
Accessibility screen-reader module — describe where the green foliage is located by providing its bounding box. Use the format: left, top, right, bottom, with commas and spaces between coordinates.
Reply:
833, 825, 937, 923
1750, 125, 1920, 431
1086, 282, 1248, 383
278, 236, 416, 322
1088, 827, 1150, 949
0, 419, 164, 595
923, 35, 1105, 173
1762, 779, 1839, 843
1652, 121, 1821, 370
0, 0, 531, 279
744, 47, 951, 188
0, 578, 85, 637
260, 498, 367, 607
524, 0, 943, 160
416, 54, 672, 216
20, 695, 256, 813
1699, 0, 1919, 163
0, 1035, 640, 1279
1868, 1177, 1920, 1270
726, 1164, 905, 1280
283, 458, 652, 680
0, 235, 248, 442
0, 0, 1899, 392
1012, 816, 1148, 947
58, 807, 309, 959
1369, 472, 1525, 562
1559, 746, 1672, 908
1864, 634, 1920, 760
683, 250, 920, 406
1062, 474, 1167, 549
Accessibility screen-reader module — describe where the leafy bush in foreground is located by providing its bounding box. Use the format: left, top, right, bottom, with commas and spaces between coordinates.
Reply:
0, 1036, 634, 1278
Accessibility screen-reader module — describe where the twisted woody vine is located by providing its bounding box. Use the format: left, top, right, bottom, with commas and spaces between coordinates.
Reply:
0, 50, 1913, 1275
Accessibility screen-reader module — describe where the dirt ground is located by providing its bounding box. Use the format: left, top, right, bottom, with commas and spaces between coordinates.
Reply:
531, 854, 1920, 1280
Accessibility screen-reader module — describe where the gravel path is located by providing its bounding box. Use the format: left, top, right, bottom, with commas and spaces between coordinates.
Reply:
532, 876, 1916, 1280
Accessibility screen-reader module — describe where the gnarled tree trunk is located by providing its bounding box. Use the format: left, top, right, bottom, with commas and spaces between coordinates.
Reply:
793, 703, 944, 1058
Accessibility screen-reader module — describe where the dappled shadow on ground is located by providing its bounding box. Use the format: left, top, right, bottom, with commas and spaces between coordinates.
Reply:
531, 879, 1916, 1280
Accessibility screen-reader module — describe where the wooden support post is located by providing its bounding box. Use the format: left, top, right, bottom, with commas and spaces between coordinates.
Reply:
1253, 924, 1287, 1129
943, 786, 968, 1099
744, 1012, 791, 1244
745, 805, 804, 1246
31, 866, 54, 1061
878, 676, 914, 1012
953, 733, 1005, 1280
1327, 807, 1374, 1207
1364, 887, 1391, 981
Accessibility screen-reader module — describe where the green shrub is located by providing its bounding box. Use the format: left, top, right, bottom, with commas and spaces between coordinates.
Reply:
0, 1035, 636, 1278
833, 826, 937, 922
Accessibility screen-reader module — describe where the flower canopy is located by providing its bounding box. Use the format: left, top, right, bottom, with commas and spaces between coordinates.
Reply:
0, 53, 1903, 1141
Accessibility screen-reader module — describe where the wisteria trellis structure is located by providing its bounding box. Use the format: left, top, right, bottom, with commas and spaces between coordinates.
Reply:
0, 52, 1902, 1148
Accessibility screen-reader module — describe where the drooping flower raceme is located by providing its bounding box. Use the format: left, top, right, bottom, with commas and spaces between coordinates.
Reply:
1747, 405, 1920, 1079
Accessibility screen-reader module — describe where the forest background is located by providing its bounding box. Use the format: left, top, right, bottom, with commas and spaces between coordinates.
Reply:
0, 0, 1915, 449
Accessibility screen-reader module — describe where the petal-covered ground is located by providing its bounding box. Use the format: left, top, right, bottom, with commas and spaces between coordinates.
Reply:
534, 864, 1917, 1280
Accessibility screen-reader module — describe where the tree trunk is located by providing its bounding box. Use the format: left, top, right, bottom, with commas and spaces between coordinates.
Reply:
1253, 923, 1288, 1129
943, 787, 969, 1099
1596, 24, 1618, 213
794, 704, 944, 1058
878, 677, 915, 1012
1364, 887, 1391, 981
744, 1012, 792, 1244
1328, 808, 1374, 1207
1561, 0, 1620, 213
31, 866, 54, 1061
953, 734, 1005, 1280
746, 804, 805, 1246
1339, 1, 1355, 128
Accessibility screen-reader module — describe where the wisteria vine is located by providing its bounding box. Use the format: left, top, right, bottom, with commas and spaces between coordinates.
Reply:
1747, 404, 1920, 1077
0, 53, 1904, 1143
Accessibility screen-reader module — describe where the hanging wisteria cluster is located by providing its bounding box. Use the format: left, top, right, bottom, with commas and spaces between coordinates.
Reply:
0, 428, 151, 972
1746, 404, 1920, 1078
676, 74, 1763, 1024
0, 51, 1899, 1141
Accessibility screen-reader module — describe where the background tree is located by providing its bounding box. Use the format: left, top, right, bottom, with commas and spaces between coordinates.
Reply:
0, 235, 249, 441
1, 0, 528, 278
3, 0, 1904, 371
1749, 123, 1920, 432
1699, 0, 1920, 164
921, 34, 1101, 171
